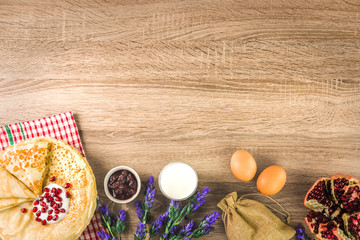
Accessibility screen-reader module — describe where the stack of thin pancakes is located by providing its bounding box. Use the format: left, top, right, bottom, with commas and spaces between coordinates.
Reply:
0, 137, 97, 240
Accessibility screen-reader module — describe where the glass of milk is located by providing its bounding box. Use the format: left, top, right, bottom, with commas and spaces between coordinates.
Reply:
159, 162, 198, 201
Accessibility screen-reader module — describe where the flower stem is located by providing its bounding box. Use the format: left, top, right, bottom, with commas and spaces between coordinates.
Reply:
161, 204, 191, 240
168, 204, 190, 232
142, 210, 148, 223
101, 214, 116, 239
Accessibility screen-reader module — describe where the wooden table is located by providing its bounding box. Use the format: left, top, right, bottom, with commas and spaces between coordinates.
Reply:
1, 1, 359, 239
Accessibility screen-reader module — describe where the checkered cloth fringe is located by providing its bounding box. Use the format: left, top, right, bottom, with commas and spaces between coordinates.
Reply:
0, 111, 102, 240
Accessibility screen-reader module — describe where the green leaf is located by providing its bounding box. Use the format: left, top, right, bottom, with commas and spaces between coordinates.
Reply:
114, 224, 121, 233
105, 216, 112, 225
112, 221, 126, 235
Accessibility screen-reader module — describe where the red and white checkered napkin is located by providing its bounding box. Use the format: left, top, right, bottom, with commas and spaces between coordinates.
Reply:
0, 111, 102, 240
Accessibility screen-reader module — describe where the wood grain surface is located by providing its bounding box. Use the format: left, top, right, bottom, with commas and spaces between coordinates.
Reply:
1, 0, 360, 239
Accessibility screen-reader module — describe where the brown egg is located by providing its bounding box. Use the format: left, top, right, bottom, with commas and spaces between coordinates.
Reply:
257, 165, 287, 195
230, 150, 257, 182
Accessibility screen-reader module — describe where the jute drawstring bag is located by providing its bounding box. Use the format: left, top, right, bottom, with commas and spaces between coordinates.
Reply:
217, 192, 296, 240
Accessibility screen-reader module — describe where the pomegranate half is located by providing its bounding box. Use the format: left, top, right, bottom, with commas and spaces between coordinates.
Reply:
304, 175, 360, 240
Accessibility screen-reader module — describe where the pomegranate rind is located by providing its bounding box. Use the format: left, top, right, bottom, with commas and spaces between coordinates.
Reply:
304, 178, 332, 212
331, 175, 360, 184
330, 175, 360, 205
305, 216, 315, 233
306, 199, 331, 212
305, 215, 325, 234
343, 212, 360, 240
316, 222, 351, 240
305, 214, 320, 234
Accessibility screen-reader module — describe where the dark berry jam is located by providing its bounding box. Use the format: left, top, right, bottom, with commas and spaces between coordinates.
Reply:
107, 170, 137, 200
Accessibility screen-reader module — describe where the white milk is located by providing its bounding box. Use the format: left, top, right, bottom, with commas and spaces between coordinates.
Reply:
159, 162, 198, 200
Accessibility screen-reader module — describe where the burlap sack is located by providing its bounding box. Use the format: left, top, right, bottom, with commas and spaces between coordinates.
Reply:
217, 192, 296, 240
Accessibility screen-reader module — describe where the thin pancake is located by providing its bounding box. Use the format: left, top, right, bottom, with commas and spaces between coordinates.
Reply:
0, 198, 31, 212
0, 166, 36, 199
0, 138, 97, 240
0, 138, 51, 195
0, 202, 34, 240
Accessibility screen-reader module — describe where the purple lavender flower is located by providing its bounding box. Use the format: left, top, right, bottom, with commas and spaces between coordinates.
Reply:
97, 230, 115, 240
162, 205, 170, 219
189, 211, 219, 238
112, 209, 126, 235
135, 201, 144, 220
99, 204, 113, 235
135, 176, 155, 224
203, 227, 212, 235
149, 213, 167, 237
170, 200, 180, 208
145, 188, 155, 208
147, 175, 154, 188
99, 205, 110, 217
144, 176, 155, 208
168, 200, 181, 218
296, 226, 305, 239
134, 222, 147, 240
162, 225, 179, 239
98, 203, 126, 239
202, 211, 219, 227
117, 209, 126, 222
179, 220, 194, 237
201, 211, 219, 234
170, 225, 179, 235
189, 187, 210, 214
295, 225, 312, 240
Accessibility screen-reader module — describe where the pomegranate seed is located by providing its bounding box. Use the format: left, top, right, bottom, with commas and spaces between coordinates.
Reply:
49, 176, 56, 182
32, 207, 38, 213
41, 220, 47, 225
52, 204, 58, 210
57, 188, 62, 194
47, 215, 53, 221
40, 202, 46, 207
36, 211, 41, 217
55, 209, 60, 214
45, 192, 50, 198
58, 203, 62, 207
41, 207, 46, 213
33, 201, 39, 206
36, 217, 42, 222
66, 192, 70, 198
64, 183, 71, 188
48, 197, 53, 202
60, 209, 66, 213
51, 188, 56, 193
44, 188, 49, 192
40, 197, 44, 201
20, 208, 27, 213
53, 215, 59, 221
55, 197, 62, 202
48, 209, 53, 214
